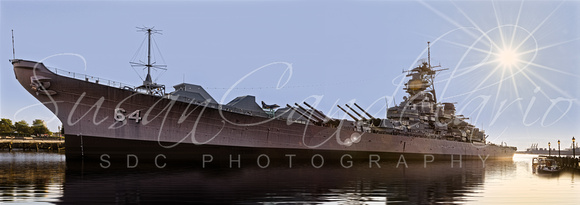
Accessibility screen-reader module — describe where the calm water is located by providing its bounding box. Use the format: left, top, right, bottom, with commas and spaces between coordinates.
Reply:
0, 152, 578, 204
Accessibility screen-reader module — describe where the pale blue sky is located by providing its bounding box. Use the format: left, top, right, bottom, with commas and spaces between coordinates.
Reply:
1, 0, 579, 150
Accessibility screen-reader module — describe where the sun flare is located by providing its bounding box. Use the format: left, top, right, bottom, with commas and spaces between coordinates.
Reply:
497, 48, 520, 68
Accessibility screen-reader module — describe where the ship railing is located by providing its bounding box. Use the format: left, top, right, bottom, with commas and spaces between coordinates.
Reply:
48, 67, 137, 91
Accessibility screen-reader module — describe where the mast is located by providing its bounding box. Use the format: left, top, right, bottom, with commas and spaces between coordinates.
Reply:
146, 28, 152, 84
428, 41, 437, 103
131, 26, 167, 96
12, 30, 15, 59
428, 41, 431, 69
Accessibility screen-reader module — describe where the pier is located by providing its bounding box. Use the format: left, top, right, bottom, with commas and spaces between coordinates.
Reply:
0, 136, 64, 151
547, 156, 580, 172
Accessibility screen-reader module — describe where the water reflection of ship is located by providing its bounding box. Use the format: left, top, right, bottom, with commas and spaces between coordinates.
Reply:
58, 160, 506, 204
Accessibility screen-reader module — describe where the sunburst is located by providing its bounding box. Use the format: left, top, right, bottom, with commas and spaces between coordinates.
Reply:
420, 0, 579, 103
416, 0, 580, 146
496, 47, 520, 69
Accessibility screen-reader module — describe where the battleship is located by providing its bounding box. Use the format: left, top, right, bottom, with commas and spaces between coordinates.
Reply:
11, 28, 516, 166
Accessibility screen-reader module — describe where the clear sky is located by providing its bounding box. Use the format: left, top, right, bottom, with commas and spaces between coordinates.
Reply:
1, 0, 579, 151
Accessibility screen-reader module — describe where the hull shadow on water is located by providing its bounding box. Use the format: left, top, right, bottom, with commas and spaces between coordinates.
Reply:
58, 157, 514, 204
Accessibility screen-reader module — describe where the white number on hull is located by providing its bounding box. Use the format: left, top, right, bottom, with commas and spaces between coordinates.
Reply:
114, 108, 141, 123
128, 110, 142, 123
114, 108, 126, 121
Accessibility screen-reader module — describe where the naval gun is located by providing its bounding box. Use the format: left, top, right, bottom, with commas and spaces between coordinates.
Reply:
294, 103, 325, 123
286, 104, 321, 125
303, 102, 330, 122
353, 103, 375, 119
287, 103, 343, 127
345, 104, 368, 121
351, 103, 385, 127
302, 102, 341, 127
337, 105, 359, 121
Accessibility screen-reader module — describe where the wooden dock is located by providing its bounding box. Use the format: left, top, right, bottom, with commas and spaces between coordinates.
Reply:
547, 156, 580, 172
0, 136, 64, 151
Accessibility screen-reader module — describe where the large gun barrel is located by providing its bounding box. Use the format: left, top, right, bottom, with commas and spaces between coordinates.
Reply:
294, 103, 324, 122
337, 105, 359, 121
353, 103, 375, 119
345, 104, 368, 121
303, 102, 330, 122
286, 104, 320, 124
302, 102, 342, 127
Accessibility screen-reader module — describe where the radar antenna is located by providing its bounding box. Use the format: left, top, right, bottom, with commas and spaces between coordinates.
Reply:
131, 26, 167, 96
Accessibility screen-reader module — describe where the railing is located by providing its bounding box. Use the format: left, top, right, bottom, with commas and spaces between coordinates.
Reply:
48, 67, 137, 91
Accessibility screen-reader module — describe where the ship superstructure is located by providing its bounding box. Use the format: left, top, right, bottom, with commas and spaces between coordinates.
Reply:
309, 43, 487, 144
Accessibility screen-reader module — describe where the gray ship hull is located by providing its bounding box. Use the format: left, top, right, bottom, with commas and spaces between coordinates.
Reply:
12, 59, 516, 165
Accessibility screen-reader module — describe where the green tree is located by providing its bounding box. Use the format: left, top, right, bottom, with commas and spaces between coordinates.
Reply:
0, 118, 15, 133
14, 120, 32, 135
32, 119, 52, 136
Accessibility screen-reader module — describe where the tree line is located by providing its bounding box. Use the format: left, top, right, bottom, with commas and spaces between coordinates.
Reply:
0, 118, 53, 136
